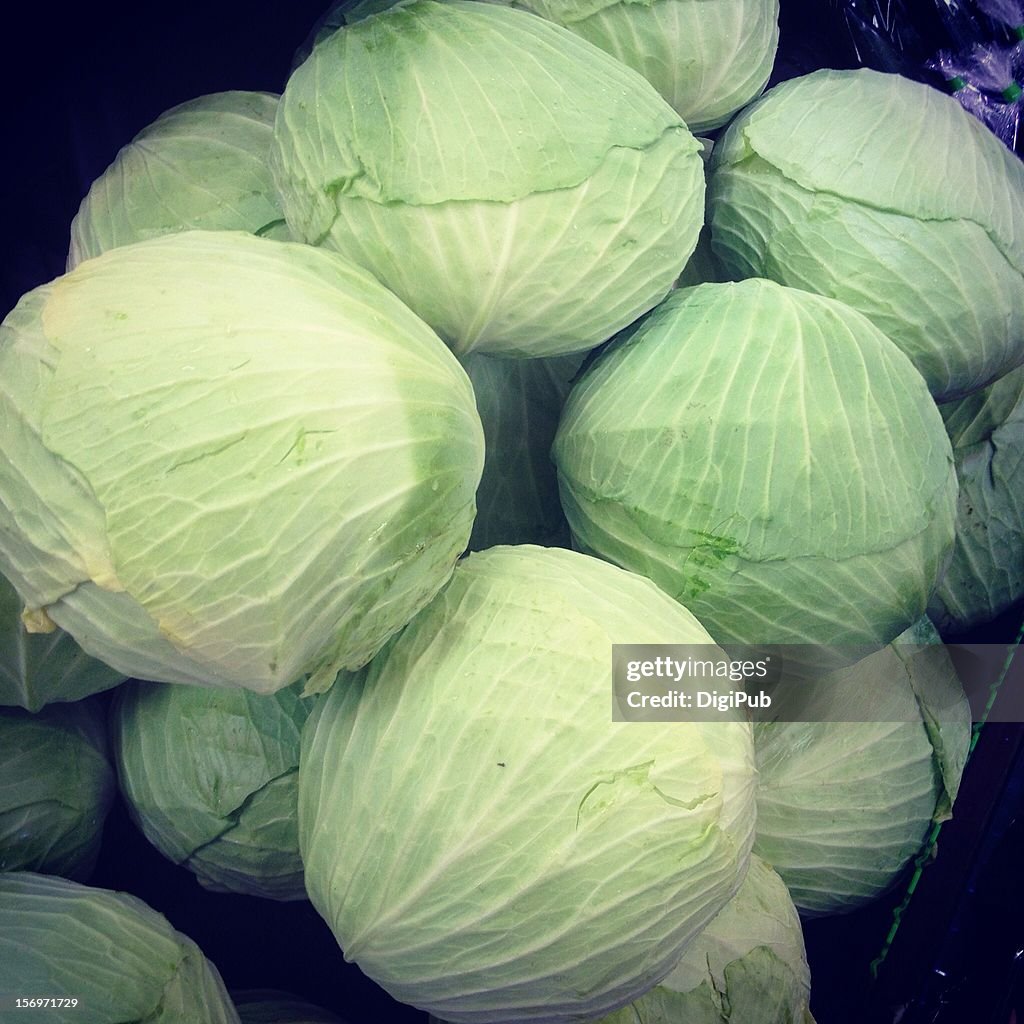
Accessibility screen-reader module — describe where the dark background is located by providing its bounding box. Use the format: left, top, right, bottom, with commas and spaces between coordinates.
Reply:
4, 2, 1024, 1022
2, 2, 329, 321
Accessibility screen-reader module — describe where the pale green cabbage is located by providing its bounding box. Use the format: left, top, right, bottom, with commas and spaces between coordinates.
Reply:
462, 352, 583, 552
707, 68, 1024, 402
0, 701, 115, 881
553, 279, 958, 652
0, 231, 484, 694
929, 363, 1024, 633
111, 680, 315, 901
501, 0, 780, 133
0, 872, 241, 1023
69, 91, 289, 270
298, 0, 778, 135
271, 0, 705, 358
300, 545, 757, 1023
753, 620, 971, 916
592, 855, 813, 1024
0, 571, 125, 710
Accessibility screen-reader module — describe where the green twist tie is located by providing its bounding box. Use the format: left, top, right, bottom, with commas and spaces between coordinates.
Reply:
1002, 82, 1023, 102
949, 75, 967, 92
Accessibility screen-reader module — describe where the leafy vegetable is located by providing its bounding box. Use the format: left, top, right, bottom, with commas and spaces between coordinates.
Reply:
462, 352, 583, 552
553, 279, 958, 653
111, 680, 315, 900
499, 0, 780, 134
929, 364, 1024, 633
0, 701, 115, 881
69, 91, 289, 270
753, 620, 971, 916
300, 545, 757, 1023
594, 855, 814, 1024
0, 872, 241, 1023
707, 68, 1024, 402
271, 0, 705, 357
0, 231, 484, 693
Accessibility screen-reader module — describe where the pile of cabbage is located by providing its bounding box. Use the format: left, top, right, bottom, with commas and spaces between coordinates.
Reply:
1, 0, 1022, 1021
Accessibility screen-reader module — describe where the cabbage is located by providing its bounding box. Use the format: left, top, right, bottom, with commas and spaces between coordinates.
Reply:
69, 91, 289, 270
0, 701, 115, 881
111, 680, 314, 901
929, 363, 1024, 633
300, 545, 757, 1023
0, 230, 484, 693
753, 620, 971, 916
0, 872, 241, 1023
0, 571, 125, 710
299, 0, 778, 135
463, 352, 583, 552
707, 68, 1024, 402
553, 279, 958, 653
500, 0, 780, 134
592, 855, 814, 1024
271, 0, 705, 358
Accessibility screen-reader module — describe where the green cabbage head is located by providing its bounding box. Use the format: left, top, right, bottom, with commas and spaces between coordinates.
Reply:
497, 0, 780, 134
707, 68, 1024, 402
111, 680, 315, 901
271, 0, 706, 358
553, 279, 958, 653
928, 363, 1024, 633
753, 619, 971, 916
0, 872, 241, 1023
69, 91, 289, 270
298, 0, 778, 135
591, 854, 814, 1024
0, 700, 115, 881
300, 545, 757, 1023
0, 231, 484, 693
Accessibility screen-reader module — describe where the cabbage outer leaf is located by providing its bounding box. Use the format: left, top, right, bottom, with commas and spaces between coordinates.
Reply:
594, 855, 812, 1023
510, 0, 779, 133
0, 571, 125, 710
753, 623, 970, 916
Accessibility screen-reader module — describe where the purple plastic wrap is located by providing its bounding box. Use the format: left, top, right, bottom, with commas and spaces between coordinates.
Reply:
928, 43, 1022, 148
975, 0, 1024, 29
832, 0, 1023, 153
